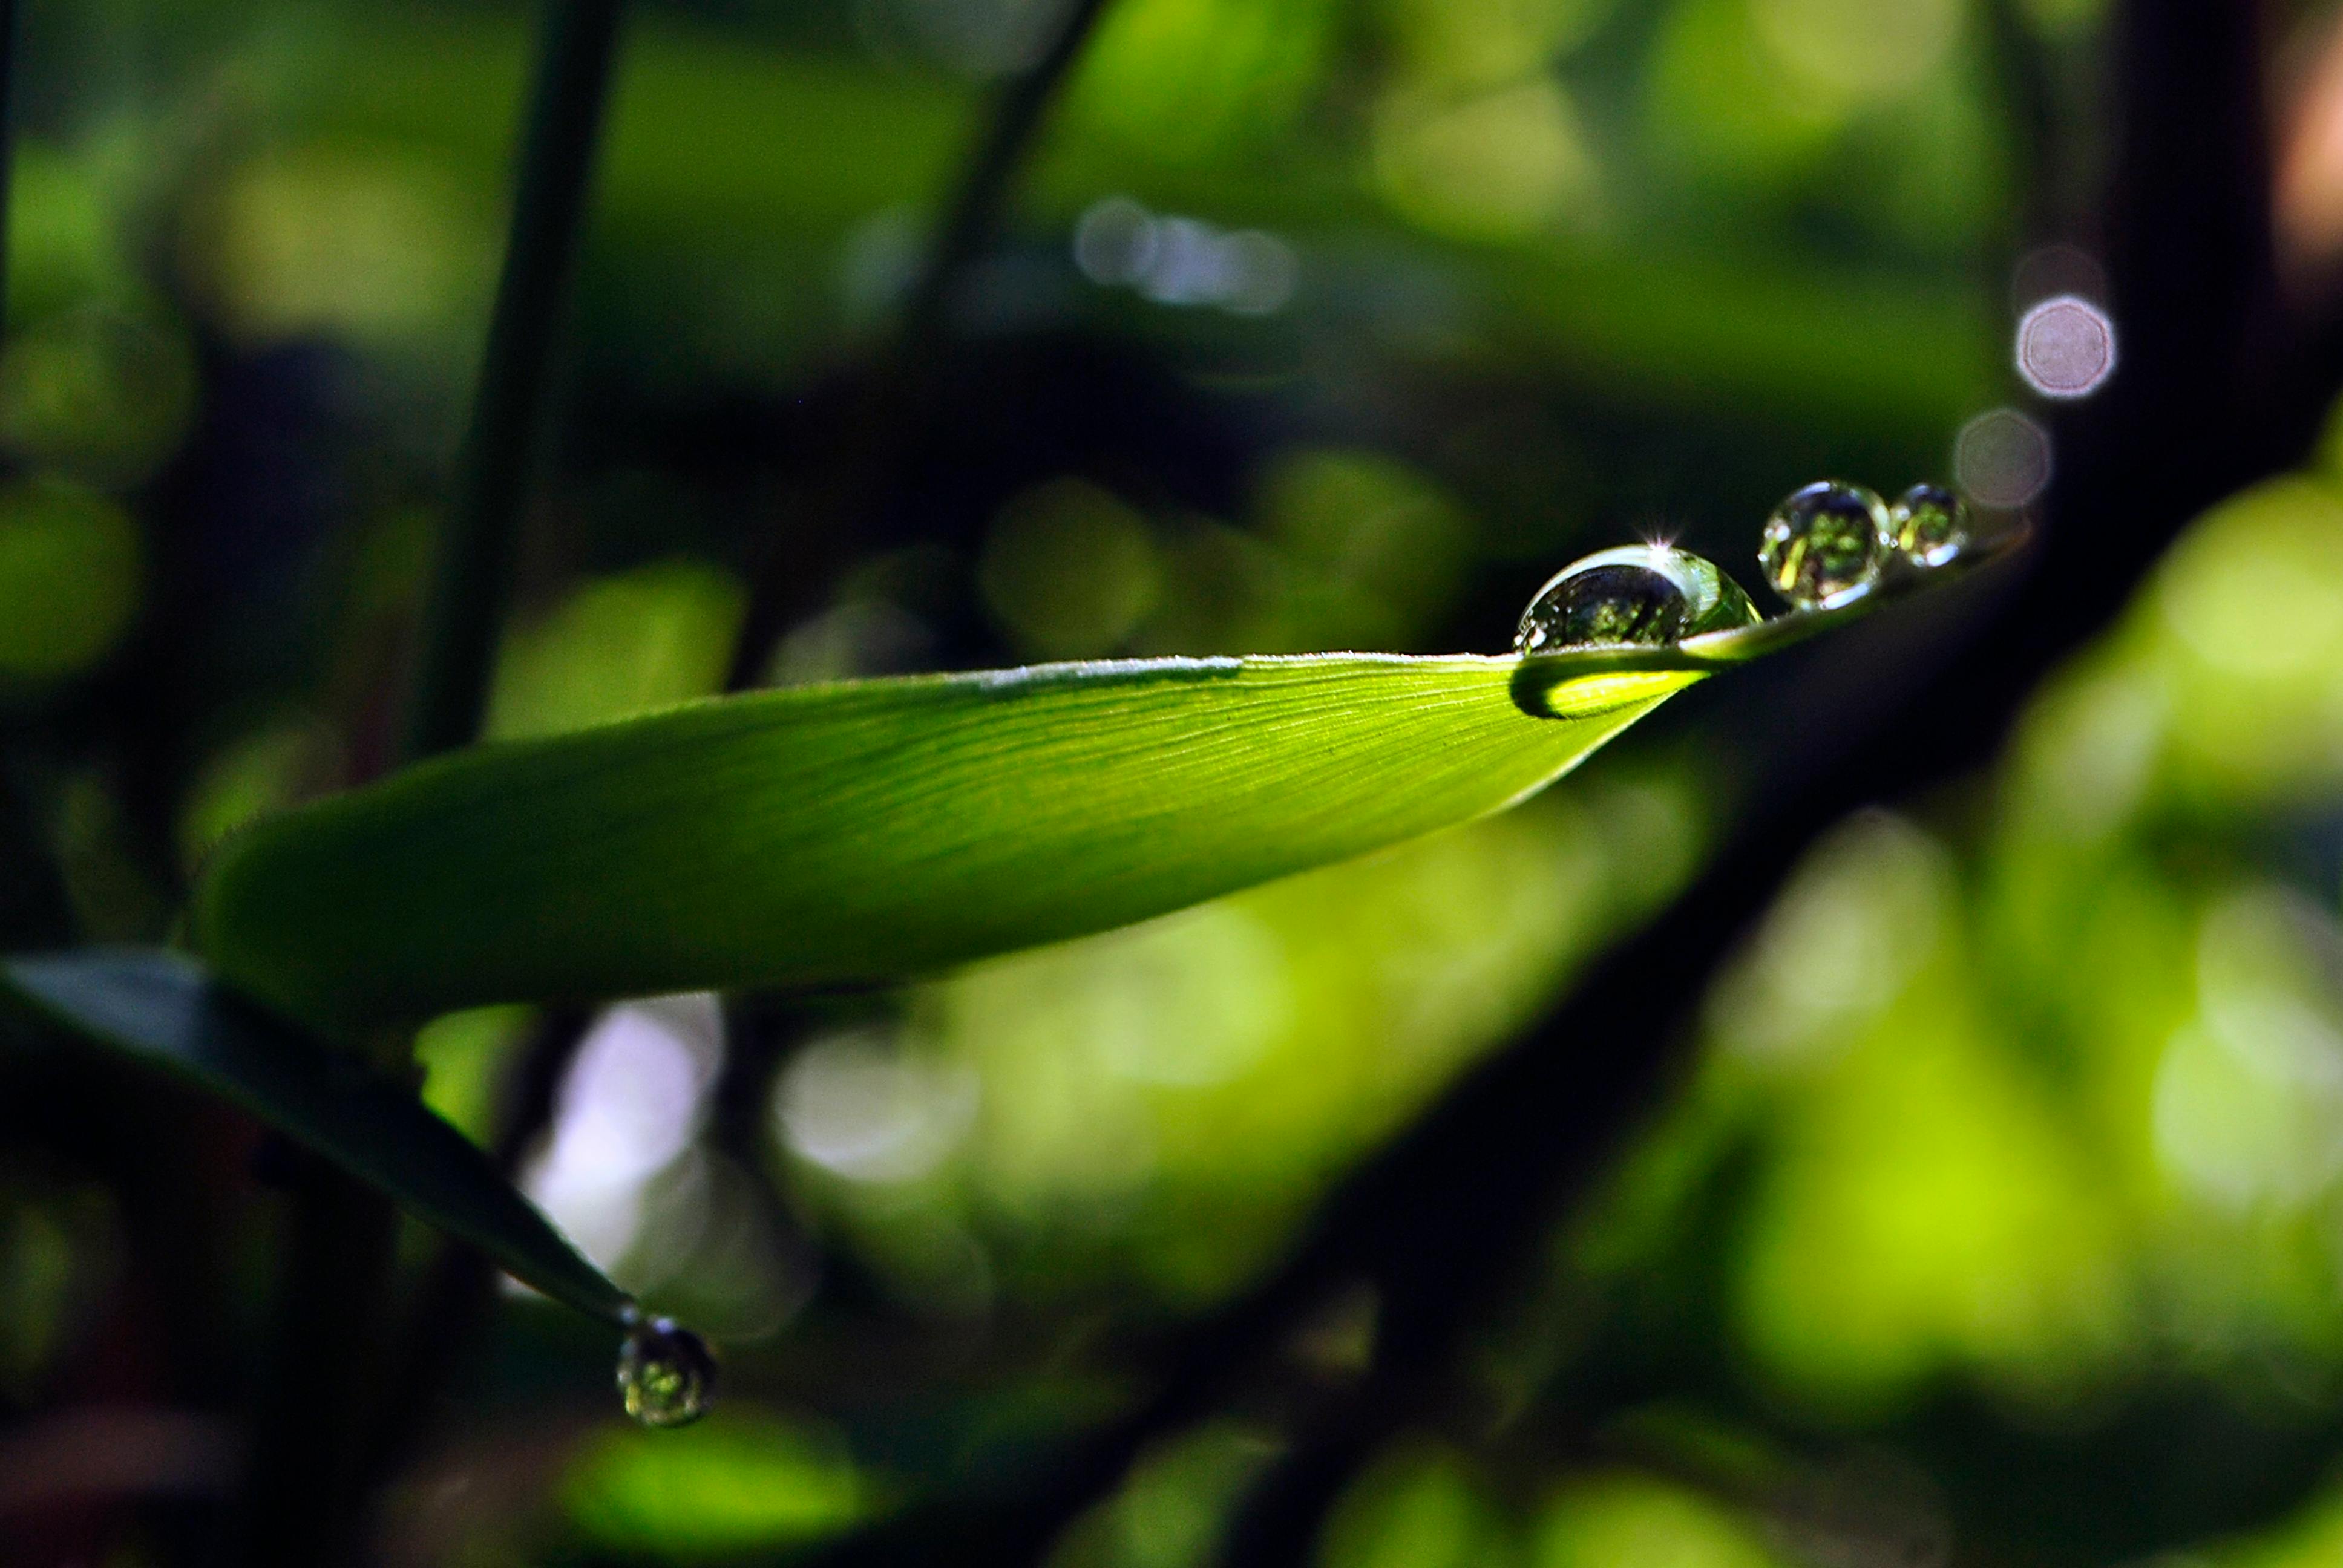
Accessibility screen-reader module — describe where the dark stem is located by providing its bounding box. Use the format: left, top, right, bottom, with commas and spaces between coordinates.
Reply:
724, 0, 1117, 691
363, 1005, 596, 1472
808, 0, 2326, 1561
243, 5, 627, 1560
894, 0, 1115, 354
237, 1148, 403, 1567
402, 0, 628, 762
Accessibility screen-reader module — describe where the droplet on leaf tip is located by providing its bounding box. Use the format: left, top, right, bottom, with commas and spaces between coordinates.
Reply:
1758, 481, 1889, 609
617, 1316, 717, 1428
1886, 483, 1968, 567
1514, 544, 1758, 656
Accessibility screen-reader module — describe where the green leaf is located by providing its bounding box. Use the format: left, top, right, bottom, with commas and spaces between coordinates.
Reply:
0, 948, 632, 1323
190, 653, 1701, 1030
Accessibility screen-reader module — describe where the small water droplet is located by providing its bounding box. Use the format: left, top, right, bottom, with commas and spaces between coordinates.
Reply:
1514, 545, 1758, 654
1758, 482, 1888, 609
617, 1316, 717, 1428
1886, 483, 1968, 567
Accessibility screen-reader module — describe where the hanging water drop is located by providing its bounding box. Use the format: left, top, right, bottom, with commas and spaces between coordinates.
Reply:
616, 1314, 717, 1428
1886, 483, 1968, 567
1514, 545, 1759, 654
1758, 482, 1888, 609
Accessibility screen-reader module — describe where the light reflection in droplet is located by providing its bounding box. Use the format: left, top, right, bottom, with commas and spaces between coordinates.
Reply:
1954, 408, 2052, 509
615, 1313, 718, 1428
1514, 544, 1757, 653
1886, 483, 1968, 567
2016, 295, 2116, 399
1758, 481, 1888, 609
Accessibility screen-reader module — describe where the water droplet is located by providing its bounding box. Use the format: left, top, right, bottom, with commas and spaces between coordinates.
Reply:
1886, 483, 1968, 567
617, 1315, 717, 1428
1514, 545, 1759, 654
1758, 482, 1888, 609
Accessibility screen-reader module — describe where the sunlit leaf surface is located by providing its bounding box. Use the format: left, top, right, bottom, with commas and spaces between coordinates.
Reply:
0, 948, 631, 1322
191, 653, 1697, 1030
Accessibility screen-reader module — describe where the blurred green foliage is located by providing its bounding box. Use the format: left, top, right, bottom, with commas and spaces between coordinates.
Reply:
564, 1403, 873, 1557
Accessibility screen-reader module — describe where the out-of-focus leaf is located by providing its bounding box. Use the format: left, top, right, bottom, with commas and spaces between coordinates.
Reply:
0, 949, 631, 1323
0, 480, 142, 682
564, 1405, 872, 1558
486, 559, 746, 740
191, 653, 1700, 1031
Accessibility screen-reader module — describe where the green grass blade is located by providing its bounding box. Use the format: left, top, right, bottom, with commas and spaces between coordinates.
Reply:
0, 949, 632, 1323
190, 653, 1699, 1030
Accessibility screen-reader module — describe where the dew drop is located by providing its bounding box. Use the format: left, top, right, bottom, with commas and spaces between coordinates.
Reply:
1886, 483, 1968, 567
1758, 482, 1889, 609
1514, 545, 1760, 654
617, 1315, 717, 1428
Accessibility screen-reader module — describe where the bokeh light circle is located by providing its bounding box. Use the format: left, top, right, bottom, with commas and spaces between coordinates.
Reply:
2016, 294, 2117, 399
1955, 408, 2053, 509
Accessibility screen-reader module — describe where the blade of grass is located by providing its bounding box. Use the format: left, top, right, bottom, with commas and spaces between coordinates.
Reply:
0, 949, 631, 1321
194, 653, 1700, 1031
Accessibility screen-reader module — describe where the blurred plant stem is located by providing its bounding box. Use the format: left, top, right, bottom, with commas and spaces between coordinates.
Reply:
891, 0, 1118, 356
366, 1005, 594, 1474
243, 3, 627, 1561
724, 0, 1119, 692
402, 0, 626, 763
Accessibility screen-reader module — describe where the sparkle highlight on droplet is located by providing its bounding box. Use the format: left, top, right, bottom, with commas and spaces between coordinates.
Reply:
1514, 544, 1760, 655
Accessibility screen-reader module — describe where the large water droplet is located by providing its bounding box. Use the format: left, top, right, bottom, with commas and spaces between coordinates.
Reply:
1514, 545, 1759, 654
1758, 482, 1888, 609
617, 1315, 717, 1428
1886, 483, 1968, 567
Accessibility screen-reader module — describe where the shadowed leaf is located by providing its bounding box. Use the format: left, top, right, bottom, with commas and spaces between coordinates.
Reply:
0, 948, 631, 1322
